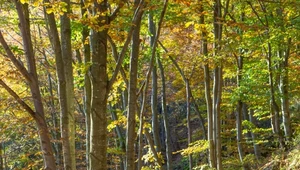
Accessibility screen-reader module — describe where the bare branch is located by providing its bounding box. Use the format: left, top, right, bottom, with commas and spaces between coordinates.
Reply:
0, 79, 36, 118
108, 0, 147, 91
246, 1, 266, 26
107, 35, 128, 86
0, 31, 32, 82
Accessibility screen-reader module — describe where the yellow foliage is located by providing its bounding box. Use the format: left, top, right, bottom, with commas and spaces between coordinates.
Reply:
173, 140, 209, 156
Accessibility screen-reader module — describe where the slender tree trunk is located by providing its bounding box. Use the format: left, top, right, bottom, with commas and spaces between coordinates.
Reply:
47, 73, 61, 166
248, 109, 261, 160
186, 80, 193, 170
236, 53, 248, 169
126, 0, 143, 169
279, 38, 292, 141
157, 58, 172, 170
199, 1, 215, 166
267, 42, 284, 149
110, 105, 126, 170
61, 0, 76, 168
148, 12, 162, 153
213, 0, 223, 169
275, 4, 292, 142
81, 0, 91, 167
137, 1, 167, 168
0, 143, 3, 170
43, 0, 75, 168
35, 115, 57, 170
38, 23, 62, 167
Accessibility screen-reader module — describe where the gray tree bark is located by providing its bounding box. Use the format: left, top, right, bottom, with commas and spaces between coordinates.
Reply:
157, 58, 172, 170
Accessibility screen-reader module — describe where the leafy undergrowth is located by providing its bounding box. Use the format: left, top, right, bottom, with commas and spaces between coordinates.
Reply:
174, 135, 300, 170
258, 140, 300, 170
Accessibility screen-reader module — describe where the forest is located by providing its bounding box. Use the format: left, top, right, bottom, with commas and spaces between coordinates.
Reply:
0, 0, 299, 169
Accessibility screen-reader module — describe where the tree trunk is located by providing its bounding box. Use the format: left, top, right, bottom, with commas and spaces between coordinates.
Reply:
186, 80, 193, 170
157, 58, 172, 170
199, 1, 215, 166
126, 0, 143, 169
81, 0, 92, 167
279, 38, 292, 141
38, 24, 62, 167
213, 0, 223, 169
267, 42, 284, 149
61, 0, 76, 168
248, 109, 261, 160
89, 1, 109, 169
149, 12, 162, 153
236, 52, 248, 169
110, 105, 126, 170
2, 2, 57, 169
43, 0, 75, 168
0, 143, 3, 170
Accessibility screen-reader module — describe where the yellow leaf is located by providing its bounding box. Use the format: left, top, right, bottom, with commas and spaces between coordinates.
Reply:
46, 8, 53, 14
185, 21, 194, 28
20, 0, 29, 4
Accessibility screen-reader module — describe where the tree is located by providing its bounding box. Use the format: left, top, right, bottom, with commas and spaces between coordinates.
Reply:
43, 0, 76, 168
0, 1, 56, 169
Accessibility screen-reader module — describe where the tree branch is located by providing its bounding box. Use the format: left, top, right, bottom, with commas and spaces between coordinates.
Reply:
107, 35, 128, 86
109, 0, 126, 22
136, 0, 168, 94
0, 31, 32, 82
0, 79, 36, 118
246, 1, 266, 26
108, 0, 147, 91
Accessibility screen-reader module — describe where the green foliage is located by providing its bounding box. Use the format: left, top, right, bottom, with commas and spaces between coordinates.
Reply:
73, 62, 92, 88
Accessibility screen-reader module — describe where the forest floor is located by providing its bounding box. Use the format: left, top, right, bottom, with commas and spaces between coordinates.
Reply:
168, 114, 300, 170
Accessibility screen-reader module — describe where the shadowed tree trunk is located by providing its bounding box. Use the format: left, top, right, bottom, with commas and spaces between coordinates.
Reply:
248, 109, 261, 160
149, 13, 162, 155
157, 58, 172, 170
80, 0, 91, 167
0, 143, 3, 170
126, 0, 144, 169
